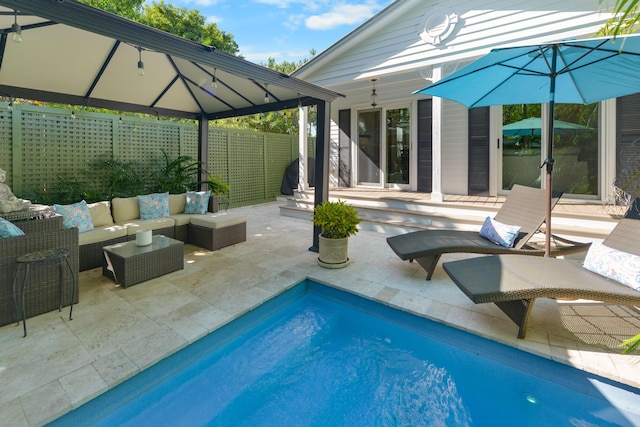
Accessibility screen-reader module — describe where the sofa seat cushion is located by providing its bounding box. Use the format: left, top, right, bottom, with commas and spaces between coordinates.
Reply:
121, 218, 176, 235
190, 213, 247, 229
78, 225, 128, 245
170, 213, 194, 226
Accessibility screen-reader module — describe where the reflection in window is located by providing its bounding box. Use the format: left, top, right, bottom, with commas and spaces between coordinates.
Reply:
387, 108, 410, 185
502, 104, 598, 195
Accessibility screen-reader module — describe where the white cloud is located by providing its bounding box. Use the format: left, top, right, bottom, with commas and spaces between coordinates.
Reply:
165, 0, 222, 6
284, 14, 305, 31
240, 44, 283, 64
206, 15, 223, 24
254, 0, 304, 8
305, 1, 380, 30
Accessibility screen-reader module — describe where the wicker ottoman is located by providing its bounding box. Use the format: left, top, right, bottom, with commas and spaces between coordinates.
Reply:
188, 213, 247, 251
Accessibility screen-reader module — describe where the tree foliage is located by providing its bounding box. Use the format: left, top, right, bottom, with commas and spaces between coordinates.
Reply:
140, 1, 238, 54
211, 51, 318, 134
598, 0, 640, 36
77, 0, 143, 20
78, 0, 239, 54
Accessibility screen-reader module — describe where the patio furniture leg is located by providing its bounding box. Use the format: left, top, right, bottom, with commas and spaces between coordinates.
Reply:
494, 299, 535, 339
415, 255, 441, 280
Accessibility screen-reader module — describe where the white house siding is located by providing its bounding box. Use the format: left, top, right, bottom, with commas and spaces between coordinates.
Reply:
294, 0, 614, 195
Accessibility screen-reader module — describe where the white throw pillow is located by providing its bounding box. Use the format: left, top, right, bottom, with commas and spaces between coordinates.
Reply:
583, 241, 640, 291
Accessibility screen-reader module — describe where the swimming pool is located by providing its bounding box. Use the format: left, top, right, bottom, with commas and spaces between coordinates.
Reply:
50, 279, 640, 426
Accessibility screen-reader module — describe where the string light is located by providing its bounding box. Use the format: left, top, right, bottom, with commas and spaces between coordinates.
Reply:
11, 10, 22, 43
370, 78, 378, 107
137, 47, 145, 76
211, 68, 218, 93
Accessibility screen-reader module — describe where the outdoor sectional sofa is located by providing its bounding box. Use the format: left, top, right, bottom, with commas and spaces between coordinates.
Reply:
0, 192, 246, 328
76, 192, 246, 271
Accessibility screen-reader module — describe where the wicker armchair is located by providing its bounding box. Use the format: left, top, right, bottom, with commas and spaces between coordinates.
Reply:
0, 216, 79, 327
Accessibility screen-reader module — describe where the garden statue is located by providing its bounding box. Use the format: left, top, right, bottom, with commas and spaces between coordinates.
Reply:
0, 167, 31, 213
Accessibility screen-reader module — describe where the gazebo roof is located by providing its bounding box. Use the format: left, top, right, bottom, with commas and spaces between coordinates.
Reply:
0, 0, 342, 120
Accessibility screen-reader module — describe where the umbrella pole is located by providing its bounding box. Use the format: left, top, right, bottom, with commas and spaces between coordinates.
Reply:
544, 46, 558, 257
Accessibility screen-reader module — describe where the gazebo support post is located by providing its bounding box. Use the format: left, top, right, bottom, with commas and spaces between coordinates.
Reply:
310, 99, 330, 252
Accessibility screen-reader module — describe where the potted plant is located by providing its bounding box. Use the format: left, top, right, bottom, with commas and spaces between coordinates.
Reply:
312, 200, 361, 268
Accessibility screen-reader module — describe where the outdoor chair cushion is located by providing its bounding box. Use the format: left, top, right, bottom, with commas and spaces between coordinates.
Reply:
138, 192, 170, 220
78, 225, 127, 245
184, 190, 211, 214
111, 196, 140, 223
121, 218, 175, 235
0, 217, 24, 237
169, 213, 193, 226
168, 193, 186, 215
54, 200, 94, 233
583, 241, 640, 291
87, 201, 114, 227
190, 213, 247, 229
479, 216, 521, 247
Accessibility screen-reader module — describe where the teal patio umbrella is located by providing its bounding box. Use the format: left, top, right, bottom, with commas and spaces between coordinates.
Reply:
502, 117, 594, 137
416, 34, 640, 256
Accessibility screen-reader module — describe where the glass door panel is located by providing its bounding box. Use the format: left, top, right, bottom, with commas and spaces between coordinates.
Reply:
502, 103, 599, 195
386, 108, 410, 185
357, 110, 381, 185
502, 104, 542, 190
553, 104, 599, 195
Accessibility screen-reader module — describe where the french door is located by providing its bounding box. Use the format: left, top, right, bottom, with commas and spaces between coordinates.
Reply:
357, 107, 411, 187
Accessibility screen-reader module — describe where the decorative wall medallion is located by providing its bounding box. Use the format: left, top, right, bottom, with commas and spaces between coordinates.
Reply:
418, 5, 458, 45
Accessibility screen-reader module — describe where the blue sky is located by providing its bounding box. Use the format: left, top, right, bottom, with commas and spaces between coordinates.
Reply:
160, 0, 394, 65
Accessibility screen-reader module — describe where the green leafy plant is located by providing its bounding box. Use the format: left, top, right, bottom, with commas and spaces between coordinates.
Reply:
85, 158, 145, 200
312, 200, 361, 239
204, 175, 231, 198
150, 150, 201, 194
621, 333, 640, 354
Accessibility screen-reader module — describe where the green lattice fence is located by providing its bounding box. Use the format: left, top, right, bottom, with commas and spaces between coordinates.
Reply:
0, 109, 12, 185
1, 104, 300, 207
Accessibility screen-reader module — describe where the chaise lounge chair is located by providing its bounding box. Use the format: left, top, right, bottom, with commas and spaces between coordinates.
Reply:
442, 215, 640, 339
386, 184, 589, 280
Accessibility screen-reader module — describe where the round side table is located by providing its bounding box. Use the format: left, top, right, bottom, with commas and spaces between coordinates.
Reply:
12, 248, 76, 337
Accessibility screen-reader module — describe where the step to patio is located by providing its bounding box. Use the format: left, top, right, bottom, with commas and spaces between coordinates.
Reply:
278, 191, 619, 241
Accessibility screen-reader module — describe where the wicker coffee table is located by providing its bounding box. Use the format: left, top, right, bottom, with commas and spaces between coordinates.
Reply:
102, 235, 184, 288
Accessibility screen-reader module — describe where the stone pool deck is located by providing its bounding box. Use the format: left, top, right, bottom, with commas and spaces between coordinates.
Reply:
1, 201, 639, 426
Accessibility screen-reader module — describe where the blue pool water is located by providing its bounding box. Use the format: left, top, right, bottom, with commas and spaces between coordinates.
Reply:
50, 280, 640, 426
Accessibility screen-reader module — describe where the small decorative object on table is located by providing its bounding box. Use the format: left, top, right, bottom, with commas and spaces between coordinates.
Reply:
136, 229, 152, 246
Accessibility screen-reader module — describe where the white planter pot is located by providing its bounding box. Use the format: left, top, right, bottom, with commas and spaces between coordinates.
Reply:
317, 234, 350, 268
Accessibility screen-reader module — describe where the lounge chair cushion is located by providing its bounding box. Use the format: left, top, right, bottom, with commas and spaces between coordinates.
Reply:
137, 192, 170, 220
479, 216, 521, 248
583, 241, 640, 291
54, 200, 95, 233
184, 190, 211, 214
0, 217, 24, 237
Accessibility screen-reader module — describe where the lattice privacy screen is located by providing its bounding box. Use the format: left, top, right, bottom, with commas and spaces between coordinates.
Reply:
2, 105, 301, 207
